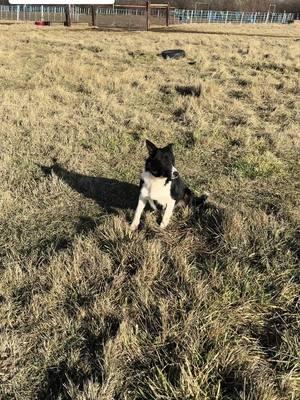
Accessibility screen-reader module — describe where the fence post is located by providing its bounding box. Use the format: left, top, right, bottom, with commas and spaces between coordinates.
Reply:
146, 1, 150, 31
64, 4, 71, 26
240, 11, 244, 24
17, 5, 20, 21
91, 5, 96, 26
166, 3, 169, 27
225, 10, 228, 23
265, 11, 269, 23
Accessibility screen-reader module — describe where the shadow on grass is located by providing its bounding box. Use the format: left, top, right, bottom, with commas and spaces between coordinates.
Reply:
39, 163, 139, 214
193, 200, 226, 248
151, 26, 300, 39
219, 368, 254, 399
66, 26, 299, 40
37, 315, 120, 400
39, 163, 227, 252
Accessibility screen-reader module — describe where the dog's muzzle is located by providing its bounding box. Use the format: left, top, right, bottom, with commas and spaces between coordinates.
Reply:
171, 166, 179, 179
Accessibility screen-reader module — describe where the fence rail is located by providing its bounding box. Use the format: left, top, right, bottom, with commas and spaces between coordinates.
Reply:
0, 5, 295, 26
173, 9, 294, 24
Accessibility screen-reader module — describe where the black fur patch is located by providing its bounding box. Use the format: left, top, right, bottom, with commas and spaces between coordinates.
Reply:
171, 177, 191, 204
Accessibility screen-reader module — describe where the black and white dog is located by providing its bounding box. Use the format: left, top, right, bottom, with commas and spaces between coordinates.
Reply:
130, 140, 206, 230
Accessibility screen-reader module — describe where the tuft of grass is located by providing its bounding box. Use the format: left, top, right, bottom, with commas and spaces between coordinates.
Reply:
0, 23, 299, 400
234, 151, 286, 179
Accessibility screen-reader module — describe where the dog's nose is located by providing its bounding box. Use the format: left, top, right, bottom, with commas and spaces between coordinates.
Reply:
172, 171, 179, 178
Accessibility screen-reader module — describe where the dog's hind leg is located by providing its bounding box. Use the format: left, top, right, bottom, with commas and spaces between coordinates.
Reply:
160, 199, 176, 229
130, 196, 147, 231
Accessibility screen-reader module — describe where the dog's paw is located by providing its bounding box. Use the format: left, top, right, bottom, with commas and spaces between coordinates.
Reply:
160, 221, 168, 229
130, 222, 139, 231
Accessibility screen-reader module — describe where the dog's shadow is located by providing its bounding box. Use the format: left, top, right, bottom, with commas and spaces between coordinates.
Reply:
39, 163, 139, 214
39, 163, 225, 242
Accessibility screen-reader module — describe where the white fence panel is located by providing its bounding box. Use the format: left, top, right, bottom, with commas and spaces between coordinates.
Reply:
0, 5, 295, 25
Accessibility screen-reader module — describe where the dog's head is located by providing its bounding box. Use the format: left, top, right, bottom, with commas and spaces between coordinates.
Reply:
145, 140, 178, 181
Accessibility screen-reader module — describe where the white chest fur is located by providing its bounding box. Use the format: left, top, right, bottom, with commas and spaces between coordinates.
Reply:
131, 169, 177, 230
140, 171, 172, 207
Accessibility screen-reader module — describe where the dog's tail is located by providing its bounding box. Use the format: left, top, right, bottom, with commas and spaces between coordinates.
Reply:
194, 192, 209, 208
182, 188, 209, 208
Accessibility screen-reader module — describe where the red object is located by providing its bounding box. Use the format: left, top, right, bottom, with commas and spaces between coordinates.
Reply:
35, 21, 51, 26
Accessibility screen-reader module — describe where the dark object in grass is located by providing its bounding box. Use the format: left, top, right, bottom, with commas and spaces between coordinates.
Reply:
35, 20, 51, 26
175, 84, 201, 97
128, 51, 145, 57
161, 49, 186, 60
182, 131, 196, 148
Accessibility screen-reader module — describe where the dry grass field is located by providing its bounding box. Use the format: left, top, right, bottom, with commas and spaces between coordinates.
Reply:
0, 22, 299, 400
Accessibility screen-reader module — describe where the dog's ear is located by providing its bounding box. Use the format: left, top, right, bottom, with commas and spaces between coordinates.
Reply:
164, 143, 173, 152
146, 140, 157, 156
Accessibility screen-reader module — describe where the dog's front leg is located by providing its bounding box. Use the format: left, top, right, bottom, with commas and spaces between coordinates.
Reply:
160, 199, 176, 229
149, 199, 157, 211
130, 196, 147, 231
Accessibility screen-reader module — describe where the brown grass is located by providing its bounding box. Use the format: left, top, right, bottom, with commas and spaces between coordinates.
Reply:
0, 23, 299, 400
